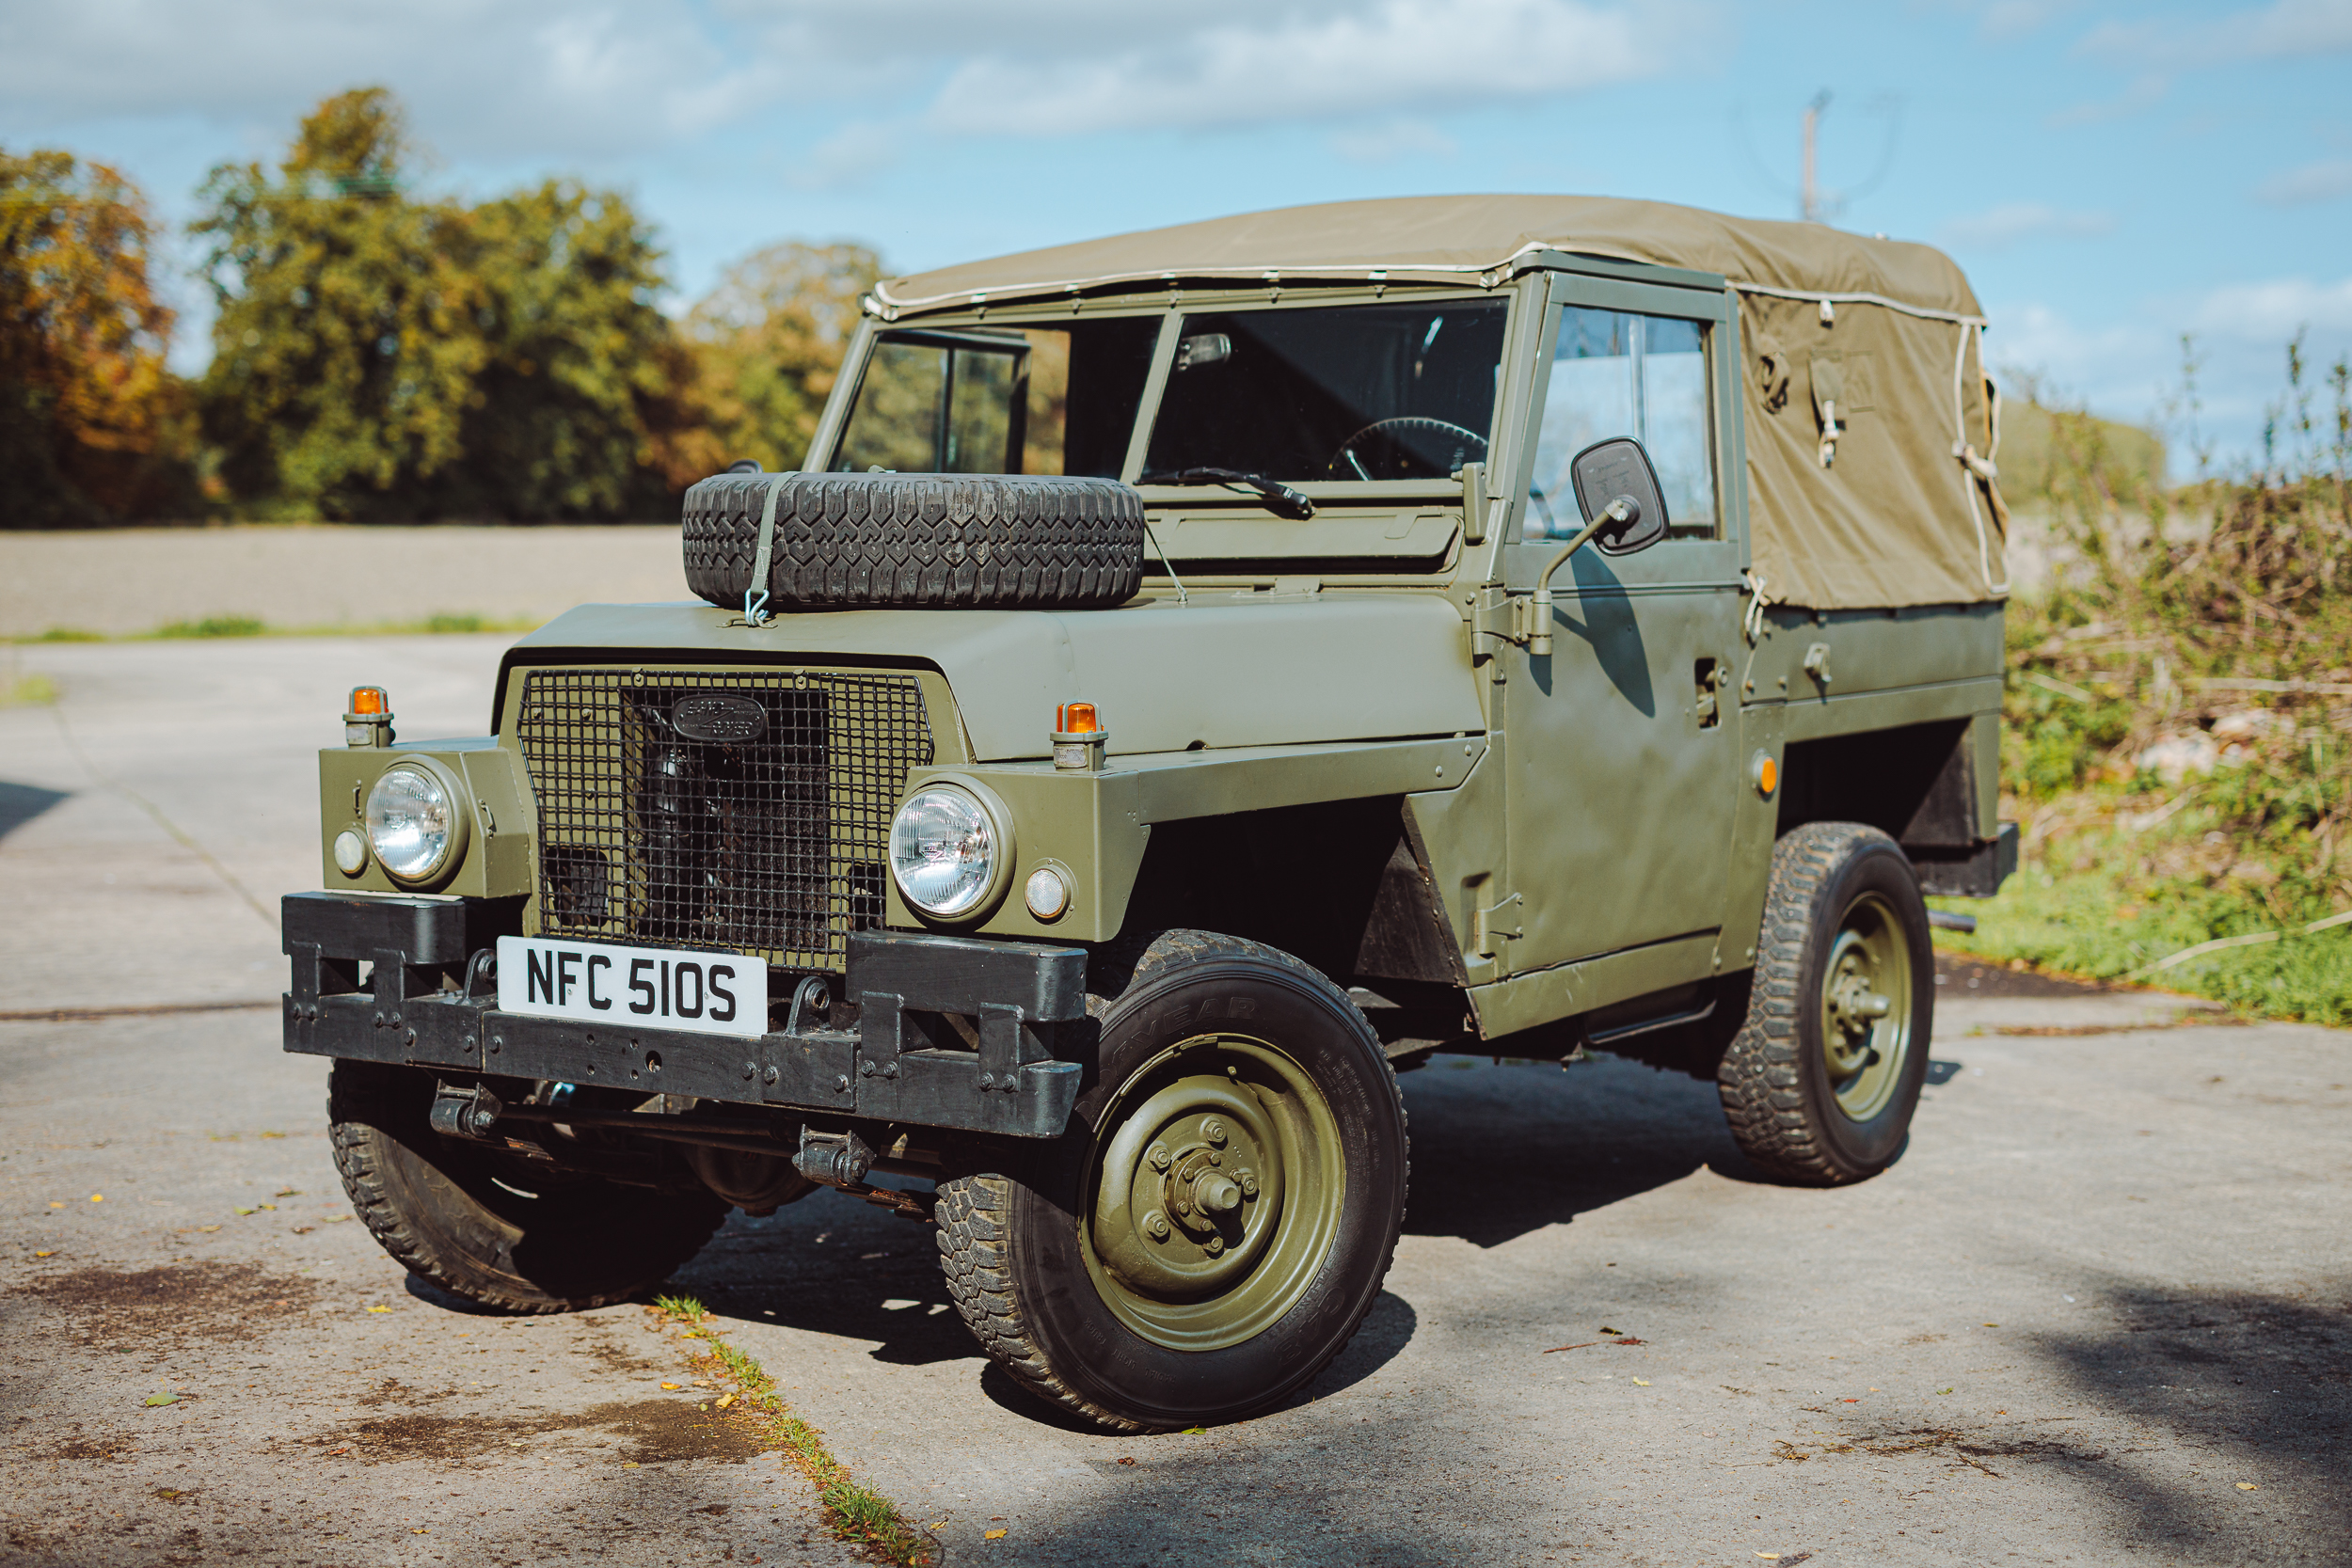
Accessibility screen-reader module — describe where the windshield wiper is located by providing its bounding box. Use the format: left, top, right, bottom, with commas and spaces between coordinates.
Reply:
1142, 467, 1316, 520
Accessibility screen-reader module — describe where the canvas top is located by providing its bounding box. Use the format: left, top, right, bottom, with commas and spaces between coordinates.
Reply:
873, 194, 1984, 321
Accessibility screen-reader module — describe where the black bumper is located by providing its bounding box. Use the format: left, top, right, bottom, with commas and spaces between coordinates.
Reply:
282, 892, 1088, 1138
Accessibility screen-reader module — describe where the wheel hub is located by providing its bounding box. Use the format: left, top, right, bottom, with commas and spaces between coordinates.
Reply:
1814, 893, 1914, 1122
1081, 1034, 1344, 1353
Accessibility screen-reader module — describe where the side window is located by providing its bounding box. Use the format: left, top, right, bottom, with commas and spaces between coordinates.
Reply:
1527, 306, 1717, 540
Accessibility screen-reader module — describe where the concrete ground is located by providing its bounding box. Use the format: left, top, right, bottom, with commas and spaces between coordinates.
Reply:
0, 526, 681, 639
4, 637, 2346, 1567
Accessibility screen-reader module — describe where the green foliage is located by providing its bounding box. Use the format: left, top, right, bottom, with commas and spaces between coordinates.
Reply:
1974, 337, 2352, 1022
155, 613, 265, 639
0, 147, 191, 524
195, 89, 487, 518
685, 242, 882, 473
195, 88, 693, 520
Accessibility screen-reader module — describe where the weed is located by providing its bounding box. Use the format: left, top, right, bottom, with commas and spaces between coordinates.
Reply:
1, 672, 58, 707
155, 614, 266, 639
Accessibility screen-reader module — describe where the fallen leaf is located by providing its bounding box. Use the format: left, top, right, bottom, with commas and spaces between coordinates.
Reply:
49, 1202, 64, 1209
1117, 1457, 1137, 1466
1599, 1326, 1619, 1334
325, 1214, 352, 1223
277, 1188, 298, 1197
2237, 1482, 2259, 1492
1840, 1398, 1860, 1403
1614, 1338, 1646, 1346
234, 1208, 256, 1216
680, 1331, 702, 1339
365, 1306, 391, 1314
1935, 1387, 1953, 1395
412, 1528, 428, 1534
661, 1383, 683, 1391
154, 1489, 182, 1500
984, 1529, 1008, 1541
89, 1194, 103, 1203
293, 1226, 315, 1235
258, 1203, 277, 1211
1758, 1555, 1781, 1561
1632, 1378, 1652, 1386
1180, 1425, 1205, 1435
715, 1393, 735, 1409
1982, 1323, 1998, 1327
324, 1448, 350, 1457
622, 1461, 640, 1468
144, 1393, 179, 1407
1543, 1342, 1601, 1354
33, 1250, 54, 1258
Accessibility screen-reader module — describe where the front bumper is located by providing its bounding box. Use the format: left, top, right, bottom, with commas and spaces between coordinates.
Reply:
282, 892, 1089, 1138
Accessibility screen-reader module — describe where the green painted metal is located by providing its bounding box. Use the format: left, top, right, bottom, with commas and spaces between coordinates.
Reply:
1820, 891, 1914, 1121
315, 737, 532, 899
1081, 1032, 1346, 1353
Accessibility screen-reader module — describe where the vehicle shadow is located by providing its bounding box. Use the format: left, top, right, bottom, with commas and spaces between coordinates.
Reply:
0, 779, 70, 842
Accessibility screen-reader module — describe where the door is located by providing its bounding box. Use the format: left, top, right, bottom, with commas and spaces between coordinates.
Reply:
1497, 272, 1746, 974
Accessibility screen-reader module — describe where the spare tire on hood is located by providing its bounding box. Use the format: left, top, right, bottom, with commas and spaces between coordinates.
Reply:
680, 470, 1145, 612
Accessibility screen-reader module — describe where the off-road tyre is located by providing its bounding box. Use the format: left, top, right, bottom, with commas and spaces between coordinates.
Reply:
680, 470, 1145, 611
1718, 822, 1934, 1185
935, 931, 1408, 1432
327, 1060, 728, 1312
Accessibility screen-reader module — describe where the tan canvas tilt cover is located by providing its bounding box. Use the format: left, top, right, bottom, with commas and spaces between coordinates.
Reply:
879, 196, 2010, 610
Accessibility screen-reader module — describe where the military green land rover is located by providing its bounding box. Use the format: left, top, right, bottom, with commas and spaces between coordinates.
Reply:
288, 195, 2016, 1432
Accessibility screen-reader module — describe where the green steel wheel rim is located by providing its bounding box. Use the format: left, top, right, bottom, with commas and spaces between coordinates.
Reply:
1080, 1033, 1346, 1354
1818, 890, 1914, 1122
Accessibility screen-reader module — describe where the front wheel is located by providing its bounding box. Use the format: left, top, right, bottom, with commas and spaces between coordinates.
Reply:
1717, 822, 1934, 1185
936, 932, 1408, 1431
328, 1061, 728, 1312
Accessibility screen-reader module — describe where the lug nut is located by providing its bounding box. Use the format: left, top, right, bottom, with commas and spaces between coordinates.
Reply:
1204, 1236, 1225, 1257
1202, 1118, 1227, 1144
1148, 1143, 1171, 1172
1238, 1169, 1259, 1197
1144, 1211, 1170, 1240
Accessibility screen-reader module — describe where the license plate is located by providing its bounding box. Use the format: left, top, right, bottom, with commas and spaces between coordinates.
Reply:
496, 936, 768, 1038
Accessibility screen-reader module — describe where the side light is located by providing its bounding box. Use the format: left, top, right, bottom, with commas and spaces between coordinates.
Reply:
1024, 865, 1071, 922
346, 686, 394, 748
1052, 702, 1108, 771
1751, 752, 1778, 798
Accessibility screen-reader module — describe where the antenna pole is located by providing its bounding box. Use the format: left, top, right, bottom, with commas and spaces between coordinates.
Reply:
1801, 90, 1831, 223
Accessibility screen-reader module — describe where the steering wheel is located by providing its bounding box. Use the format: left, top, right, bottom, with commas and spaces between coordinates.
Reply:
1326, 417, 1489, 481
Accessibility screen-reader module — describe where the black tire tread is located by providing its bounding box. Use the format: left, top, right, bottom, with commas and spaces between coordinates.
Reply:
681, 471, 1145, 612
1717, 821, 1908, 1186
934, 930, 1406, 1432
327, 1061, 726, 1313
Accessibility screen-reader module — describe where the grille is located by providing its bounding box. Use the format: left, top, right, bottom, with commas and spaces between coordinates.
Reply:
514, 668, 934, 972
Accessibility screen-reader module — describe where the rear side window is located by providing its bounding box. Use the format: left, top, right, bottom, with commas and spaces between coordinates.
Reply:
830, 319, 1157, 477
1142, 299, 1509, 484
1529, 307, 1716, 540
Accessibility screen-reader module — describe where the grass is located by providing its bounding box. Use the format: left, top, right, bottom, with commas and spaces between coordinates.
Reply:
650, 1295, 936, 1567
1967, 336, 2352, 1025
10, 611, 543, 643
1, 672, 58, 707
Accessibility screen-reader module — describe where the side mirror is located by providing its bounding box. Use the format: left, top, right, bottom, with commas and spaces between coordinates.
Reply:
1568, 437, 1670, 556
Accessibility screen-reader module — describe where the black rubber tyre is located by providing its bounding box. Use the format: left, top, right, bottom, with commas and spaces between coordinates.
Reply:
327, 1060, 728, 1312
935, 931, 1409, 1432
680, 470, 1145, 611
1718, 822, 1935, 1185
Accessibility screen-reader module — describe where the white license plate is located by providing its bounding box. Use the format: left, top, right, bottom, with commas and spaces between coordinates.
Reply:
496, 936, 768, 1038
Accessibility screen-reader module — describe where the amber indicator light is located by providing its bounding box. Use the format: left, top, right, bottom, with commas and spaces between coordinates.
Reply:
1056, 702, 1100, 735
348, 687, 389, 716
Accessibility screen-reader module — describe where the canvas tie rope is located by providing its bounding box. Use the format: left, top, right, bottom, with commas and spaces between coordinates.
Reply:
1950, 324, 2011, 597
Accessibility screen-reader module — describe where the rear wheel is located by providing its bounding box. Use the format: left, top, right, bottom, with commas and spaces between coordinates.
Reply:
936, 932, 1408, 1431
1718, 822, 1933, 1184
327, 1061, 727, 1312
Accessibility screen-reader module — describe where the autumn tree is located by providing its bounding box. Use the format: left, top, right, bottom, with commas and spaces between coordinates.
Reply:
0, 148, 186, 525
684, 242, 882, 472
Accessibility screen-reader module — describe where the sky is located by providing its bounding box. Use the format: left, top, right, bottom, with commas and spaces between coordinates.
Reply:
4, 0, 2348, 475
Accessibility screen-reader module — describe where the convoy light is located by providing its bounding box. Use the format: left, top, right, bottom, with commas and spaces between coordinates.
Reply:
365, 763, 459, 883
889, 784, 1006, 918
1056, 702, 1099, 734
1751, 752, 1779, 798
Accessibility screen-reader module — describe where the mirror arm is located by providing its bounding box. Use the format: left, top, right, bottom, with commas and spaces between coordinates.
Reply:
1526, 498, 1634, 657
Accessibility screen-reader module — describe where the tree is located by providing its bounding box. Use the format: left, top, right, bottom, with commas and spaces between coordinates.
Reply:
194, 88, 487, 517
0, 148, 185, 524
685, 242, 882, 472
443, 179, 698, 517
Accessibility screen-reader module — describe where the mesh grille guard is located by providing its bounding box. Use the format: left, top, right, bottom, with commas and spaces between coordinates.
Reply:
514, 668, 934, 972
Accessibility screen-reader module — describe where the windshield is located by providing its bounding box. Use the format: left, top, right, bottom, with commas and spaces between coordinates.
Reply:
831, 320, 1157, 476
1142, 299, 1508, 484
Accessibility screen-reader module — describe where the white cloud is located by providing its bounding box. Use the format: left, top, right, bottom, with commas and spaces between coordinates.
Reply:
2255, 157, 2352, 205
785, 122, 903, 192
2184, 275, 2352, 338
928, 0, 1683, 135
0, 0, 772, 161
2078, 0, 2352, 69
1938, 202, 2117, 251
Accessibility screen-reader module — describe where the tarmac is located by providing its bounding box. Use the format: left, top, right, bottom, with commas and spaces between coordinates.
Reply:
4, 634, 2346, 1567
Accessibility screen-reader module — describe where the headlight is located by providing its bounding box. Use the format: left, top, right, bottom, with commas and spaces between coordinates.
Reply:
889, 784, 1003, 918
365, 763, 457, 883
